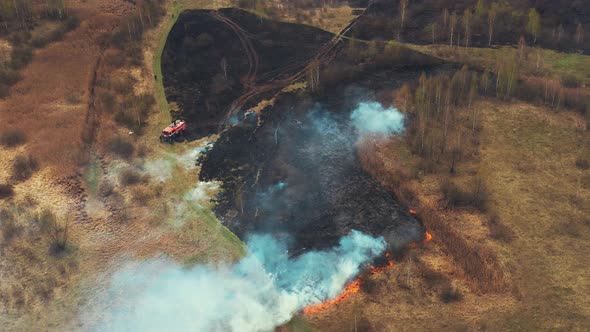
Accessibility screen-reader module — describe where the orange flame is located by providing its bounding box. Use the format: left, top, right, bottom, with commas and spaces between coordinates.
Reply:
369, 252, 394, 274
303, 279, 362, 315
303, 232, 433, 315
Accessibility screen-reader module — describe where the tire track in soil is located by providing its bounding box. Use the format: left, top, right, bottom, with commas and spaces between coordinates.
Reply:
212, 3, 375, 125
210, 11, 260, 88
69, 7, 127, 223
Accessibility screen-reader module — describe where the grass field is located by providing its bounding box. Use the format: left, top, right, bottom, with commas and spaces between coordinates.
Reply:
480, 102, 590, 329
410, 44, 590, 86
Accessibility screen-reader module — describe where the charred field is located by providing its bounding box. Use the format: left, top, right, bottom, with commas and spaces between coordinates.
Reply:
162, 8, 334, 137
162, 8, 442, 255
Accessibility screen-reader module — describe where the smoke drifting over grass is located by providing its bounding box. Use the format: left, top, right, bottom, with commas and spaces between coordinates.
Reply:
89, 100, 415, 331
350, 102, 404, 136
143, 141, 213, 181
94, 231, 385, 331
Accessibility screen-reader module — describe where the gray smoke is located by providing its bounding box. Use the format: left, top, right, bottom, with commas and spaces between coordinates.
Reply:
350, 101, 405, 136
93, 231, 385, 332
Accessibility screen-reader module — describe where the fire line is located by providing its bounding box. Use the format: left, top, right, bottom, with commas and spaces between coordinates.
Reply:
303, 230, 433, 315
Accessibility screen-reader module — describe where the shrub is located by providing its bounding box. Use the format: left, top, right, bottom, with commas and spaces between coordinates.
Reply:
115, 94, 155, 130
133, 185, 154, 205
35, 209, 69, 254
561, 75, 581, 89
125, 43, 144, 66
441, 179, 468, 208
440, 285, 463, 303
107, 136, 134, 159
119, 168, 141, 186
10, 45, 33, 70
98, 179, 114, 197
0, 184, 14, 199
12, 154, 39, 182
0, 209, 21, 242
487, 214, 515, 243
0, 67, 20, 86
0, 129, 26, 147
110, 76, 134, 95
104, 49, 126, 68
97, 91, 116, 113
0, 83, 9, 98
65, 93, 81, 104
441, 177, 488, 211
575, 158, 589, 170
64, 16, 80, 31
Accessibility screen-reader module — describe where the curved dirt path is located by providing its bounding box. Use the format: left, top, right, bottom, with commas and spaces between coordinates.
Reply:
209, 4, 374, 124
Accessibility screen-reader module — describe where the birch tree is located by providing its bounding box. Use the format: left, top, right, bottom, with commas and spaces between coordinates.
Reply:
487, 3, 497, 46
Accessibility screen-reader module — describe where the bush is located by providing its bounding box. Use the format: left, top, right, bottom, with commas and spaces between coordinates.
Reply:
110, 76, 134, 95
133, 185, 154, 205
441, 177, 488, 211
119, 168, 141, 186
0, 184, 14, 199
12, 154, 39, 182
107, 136, 134, 159
64, 16, 80, 31
0, 83, 9, 98
35, 209, 69, 254
98, 179, 114, 197
10, 45, 33, 70
124, 42, 144, 66
575, 158, 589, 170
97, 91, 116, 112
561, 75, 581, 89
441, 179, 468, 208
0, 67, 20, 86
487, 214, 515, 243
0, 209, 22, 242
115, 94, 155, 130
104, 49, 126, 68
0, 129, 26, 147
440, 285, 463, 303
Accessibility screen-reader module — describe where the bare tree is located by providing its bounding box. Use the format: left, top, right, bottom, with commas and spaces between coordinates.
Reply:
398, 0, 409, 39
487, 3, 497, 46
526, 8, 541, 43
449, 12, 457, 47
220, 57, 228, 79
38, 209, 69, 254
307, 59, 320, 92
518, 35, 527, 61
535, 47, 543, 70
576, 23, 585, 46
463, 9, 472, 48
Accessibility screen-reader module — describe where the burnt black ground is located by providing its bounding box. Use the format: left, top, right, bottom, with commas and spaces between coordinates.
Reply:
163, 8, 435, 254
162, 8, 333, 137
200, 82, 427, 254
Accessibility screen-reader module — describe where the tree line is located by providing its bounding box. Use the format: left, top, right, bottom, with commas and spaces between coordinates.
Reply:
419, 1, 550, 47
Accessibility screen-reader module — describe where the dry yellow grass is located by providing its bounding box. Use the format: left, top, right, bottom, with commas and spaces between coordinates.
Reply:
289, 6, 358, 34
0, 39, 11, 63
0, 1, 246, 330
479, 102, 590, 329
309, 100, 589, 330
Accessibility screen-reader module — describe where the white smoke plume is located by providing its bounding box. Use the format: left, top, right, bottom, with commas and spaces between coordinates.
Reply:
350, 101, 405, 135
185, 181, 220, 204
93, 231, 385, 332
143, 141, 213, 181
